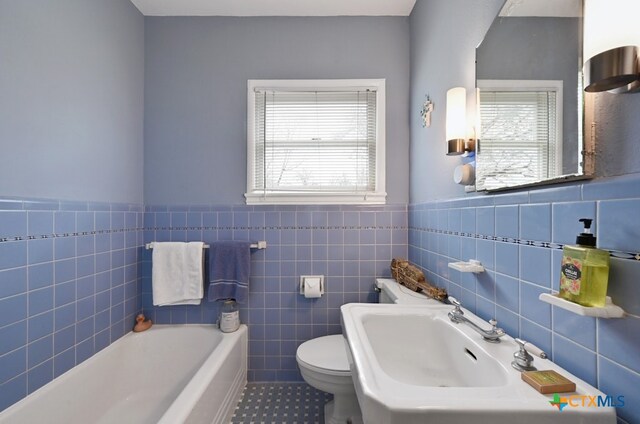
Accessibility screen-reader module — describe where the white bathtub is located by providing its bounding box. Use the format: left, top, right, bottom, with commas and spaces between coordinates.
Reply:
0, 324, 248, 424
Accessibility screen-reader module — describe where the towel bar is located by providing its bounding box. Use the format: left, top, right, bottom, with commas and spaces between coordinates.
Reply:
145, 242, 209, 250
251, 241, 268, 250
145, 241, 267, 250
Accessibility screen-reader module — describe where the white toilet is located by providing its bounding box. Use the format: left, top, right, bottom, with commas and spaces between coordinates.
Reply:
296, 278, 440, 424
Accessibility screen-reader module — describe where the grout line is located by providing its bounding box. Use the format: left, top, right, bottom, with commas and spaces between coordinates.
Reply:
599, 354, 640, 378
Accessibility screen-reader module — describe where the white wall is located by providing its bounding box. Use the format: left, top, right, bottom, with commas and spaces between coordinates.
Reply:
409, 0, 503, 203
144, 16, 411, 205
409, 0, 640, 203
0, 0, 145, 204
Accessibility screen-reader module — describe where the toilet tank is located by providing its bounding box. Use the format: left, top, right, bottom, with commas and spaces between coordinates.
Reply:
375, 278, 442, 306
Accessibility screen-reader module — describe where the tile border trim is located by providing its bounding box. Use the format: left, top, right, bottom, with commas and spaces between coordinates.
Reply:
409, 226, 640, 261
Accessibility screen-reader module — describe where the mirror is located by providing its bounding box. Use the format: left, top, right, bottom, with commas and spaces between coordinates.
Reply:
475, 0, 590, 191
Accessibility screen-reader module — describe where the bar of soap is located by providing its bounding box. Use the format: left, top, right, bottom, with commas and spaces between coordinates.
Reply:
521, 370, 576, 394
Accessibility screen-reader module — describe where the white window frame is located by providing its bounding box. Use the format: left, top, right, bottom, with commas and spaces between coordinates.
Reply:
476, 79, 563, 190
245, 79, 386, 205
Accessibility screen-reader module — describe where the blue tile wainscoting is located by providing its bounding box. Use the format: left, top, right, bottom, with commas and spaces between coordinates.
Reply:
2, 176, 638, 421
140, 204, 408, 382
0, 197, 144, 411
408, 174, 640, 424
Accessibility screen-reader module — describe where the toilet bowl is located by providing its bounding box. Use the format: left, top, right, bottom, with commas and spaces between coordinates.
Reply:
296, 278, 440, 424
296, 335, 358, 424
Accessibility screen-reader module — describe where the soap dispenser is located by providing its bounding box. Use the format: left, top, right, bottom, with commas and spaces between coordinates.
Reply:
559, 218, 610, 307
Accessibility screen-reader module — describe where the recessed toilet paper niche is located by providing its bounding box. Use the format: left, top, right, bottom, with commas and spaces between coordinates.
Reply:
300, 275, 325, 298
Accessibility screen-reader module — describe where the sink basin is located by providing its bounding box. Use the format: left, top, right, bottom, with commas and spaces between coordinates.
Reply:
362, 312, 507, 388
341, 303, 616, 424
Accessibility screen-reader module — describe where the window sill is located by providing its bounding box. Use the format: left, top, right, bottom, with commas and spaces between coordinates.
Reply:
244, 192, 387, 205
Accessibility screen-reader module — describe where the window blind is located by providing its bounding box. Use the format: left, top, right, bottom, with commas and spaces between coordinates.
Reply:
251, 90, 377, 196
477, 90, 558, 190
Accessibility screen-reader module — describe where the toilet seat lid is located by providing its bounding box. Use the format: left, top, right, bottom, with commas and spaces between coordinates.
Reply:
296, 335, 350, 373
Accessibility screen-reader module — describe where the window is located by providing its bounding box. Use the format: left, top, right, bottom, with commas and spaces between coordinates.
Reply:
246, 79, 386, 205
477, 80, 563, 191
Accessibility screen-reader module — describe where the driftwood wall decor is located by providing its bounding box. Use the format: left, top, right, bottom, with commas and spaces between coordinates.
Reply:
390, 258, 448, 301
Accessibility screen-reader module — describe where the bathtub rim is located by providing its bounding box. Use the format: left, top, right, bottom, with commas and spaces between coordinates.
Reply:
158, 323, 248, 424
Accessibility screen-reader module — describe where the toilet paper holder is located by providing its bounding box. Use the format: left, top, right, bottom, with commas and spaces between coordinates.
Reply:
300, 275, 325, 297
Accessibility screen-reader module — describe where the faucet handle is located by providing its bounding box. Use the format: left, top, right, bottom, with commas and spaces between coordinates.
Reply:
512, 338, 547, 372
516, 338, 547, 359
488, 319, 505, 335
448, 297, 463, 314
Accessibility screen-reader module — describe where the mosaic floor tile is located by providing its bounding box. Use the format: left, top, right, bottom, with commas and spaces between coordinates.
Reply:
230, 382, 332, 424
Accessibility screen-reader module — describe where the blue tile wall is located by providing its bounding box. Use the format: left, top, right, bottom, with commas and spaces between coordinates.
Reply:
0, 197, 143, 411
408, 174, 640, 424
3, 175, 638, 420
140, 204, 407, 382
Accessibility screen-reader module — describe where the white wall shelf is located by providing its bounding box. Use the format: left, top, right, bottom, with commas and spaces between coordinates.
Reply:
448, 260, 484, 273
539, 293, 625, 318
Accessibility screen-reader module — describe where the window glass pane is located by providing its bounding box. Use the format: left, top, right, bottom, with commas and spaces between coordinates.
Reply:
478, 90, 558, 190
253, 90, 377, 193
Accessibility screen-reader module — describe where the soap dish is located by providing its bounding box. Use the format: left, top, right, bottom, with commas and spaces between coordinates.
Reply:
448, 260, 485, 273
538, 293, 625, 318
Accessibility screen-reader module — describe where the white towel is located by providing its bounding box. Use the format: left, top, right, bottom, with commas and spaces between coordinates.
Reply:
152, 242, 204, 306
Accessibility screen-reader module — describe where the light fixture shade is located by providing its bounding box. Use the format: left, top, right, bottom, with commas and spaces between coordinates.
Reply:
583, 0, 640, 92
584, 46, 639, 92
446, 87, 467, 143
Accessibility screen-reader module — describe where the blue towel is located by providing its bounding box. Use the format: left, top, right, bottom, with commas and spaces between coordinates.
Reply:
208, 241, 252, 303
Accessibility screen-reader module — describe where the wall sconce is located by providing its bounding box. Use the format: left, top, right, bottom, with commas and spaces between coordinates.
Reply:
583, 0, 640, 93
446, 87, 476, 155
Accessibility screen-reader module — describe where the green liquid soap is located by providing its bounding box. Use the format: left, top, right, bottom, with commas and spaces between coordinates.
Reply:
559, 244, 610, 307
558, 218, 610, 308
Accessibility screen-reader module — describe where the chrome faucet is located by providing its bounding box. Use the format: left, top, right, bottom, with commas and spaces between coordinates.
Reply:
511, 338, 548, 372
447, 297, 505, 343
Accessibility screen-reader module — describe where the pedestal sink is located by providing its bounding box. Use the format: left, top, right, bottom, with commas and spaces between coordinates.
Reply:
341, 303, 616, 424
